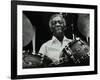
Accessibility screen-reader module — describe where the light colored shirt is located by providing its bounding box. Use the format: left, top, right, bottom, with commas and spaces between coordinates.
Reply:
39, 36, 72, 62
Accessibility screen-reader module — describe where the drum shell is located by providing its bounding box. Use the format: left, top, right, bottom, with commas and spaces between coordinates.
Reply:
69, 40, 89, 60
61, 39, 90, 65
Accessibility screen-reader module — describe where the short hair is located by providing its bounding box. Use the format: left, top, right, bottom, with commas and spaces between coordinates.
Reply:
49, 14, 66, 28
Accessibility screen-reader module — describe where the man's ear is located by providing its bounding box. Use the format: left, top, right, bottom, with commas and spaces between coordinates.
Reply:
50, 27, 54, 33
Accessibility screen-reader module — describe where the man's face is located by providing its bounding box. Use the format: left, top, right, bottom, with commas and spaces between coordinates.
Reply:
51, 16, 65, 36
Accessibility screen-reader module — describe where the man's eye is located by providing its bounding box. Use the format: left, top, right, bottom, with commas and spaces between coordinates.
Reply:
52, 21, 63, 25
52, 21, 56, 25
58, 21, 63, 24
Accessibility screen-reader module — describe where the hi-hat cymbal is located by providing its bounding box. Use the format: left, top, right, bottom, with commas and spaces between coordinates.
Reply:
23, 14, 35, 47
77, 14, 90, 38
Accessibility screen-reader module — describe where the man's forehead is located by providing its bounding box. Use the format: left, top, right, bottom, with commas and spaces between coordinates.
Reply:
52, 16, 63, 21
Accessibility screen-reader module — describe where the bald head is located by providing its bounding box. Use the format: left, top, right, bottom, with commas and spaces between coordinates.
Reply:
49, 14, 66, 31
49, 14, 66, 40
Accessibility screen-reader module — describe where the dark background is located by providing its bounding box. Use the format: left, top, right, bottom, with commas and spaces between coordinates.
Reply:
23, 11, 85, 53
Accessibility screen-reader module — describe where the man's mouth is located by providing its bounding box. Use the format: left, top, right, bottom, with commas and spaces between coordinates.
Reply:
56, 27, 62, 31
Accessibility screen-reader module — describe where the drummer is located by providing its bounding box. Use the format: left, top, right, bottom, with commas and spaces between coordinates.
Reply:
39, 14, 72, 65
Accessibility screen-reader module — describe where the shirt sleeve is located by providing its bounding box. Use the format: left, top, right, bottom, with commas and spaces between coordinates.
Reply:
39, 43, 47, 56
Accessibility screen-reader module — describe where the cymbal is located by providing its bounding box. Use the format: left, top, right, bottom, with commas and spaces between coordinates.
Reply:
23, 13, 35, 47
77, 14, 90, 38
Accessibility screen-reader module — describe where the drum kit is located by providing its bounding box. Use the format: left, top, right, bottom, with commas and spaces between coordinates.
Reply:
23, 13, 90, 68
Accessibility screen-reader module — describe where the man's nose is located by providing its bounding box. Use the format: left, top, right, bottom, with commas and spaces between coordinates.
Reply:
56, 22, 60, 26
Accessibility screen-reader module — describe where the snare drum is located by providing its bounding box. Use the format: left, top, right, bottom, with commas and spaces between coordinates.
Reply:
60, 38, 90, 65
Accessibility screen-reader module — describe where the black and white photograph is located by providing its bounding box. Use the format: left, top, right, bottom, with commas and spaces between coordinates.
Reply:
11, 1, 97, 79
22, 11, 90, 68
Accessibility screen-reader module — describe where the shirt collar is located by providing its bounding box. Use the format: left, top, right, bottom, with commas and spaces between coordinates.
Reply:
51, 36, 68, 43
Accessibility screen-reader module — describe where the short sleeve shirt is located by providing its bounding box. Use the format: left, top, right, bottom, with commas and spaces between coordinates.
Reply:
39, 36, 72, 62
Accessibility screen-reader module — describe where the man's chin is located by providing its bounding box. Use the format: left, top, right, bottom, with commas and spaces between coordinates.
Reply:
56, 31, 64, 36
